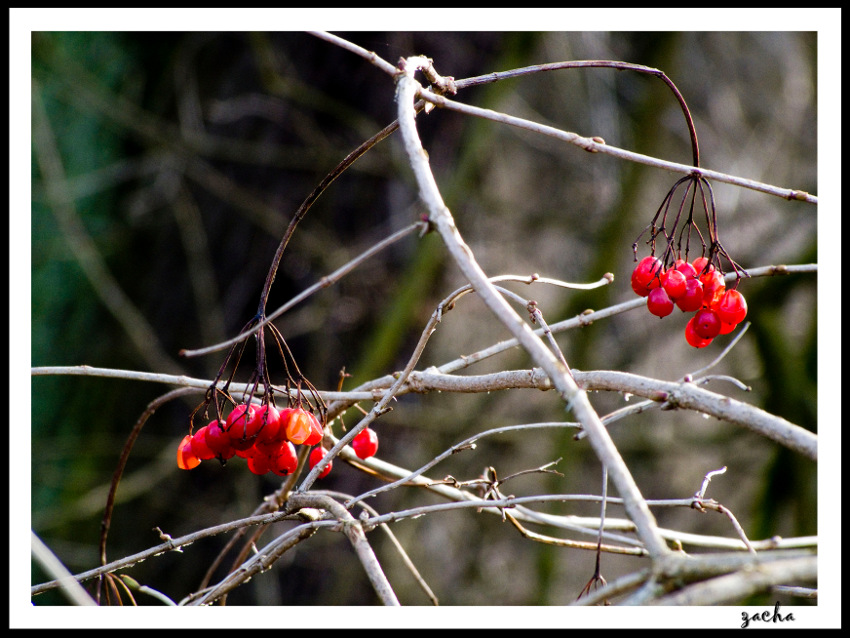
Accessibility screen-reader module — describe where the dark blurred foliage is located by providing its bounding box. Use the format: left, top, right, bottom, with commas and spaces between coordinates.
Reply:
31, 32, 816, 606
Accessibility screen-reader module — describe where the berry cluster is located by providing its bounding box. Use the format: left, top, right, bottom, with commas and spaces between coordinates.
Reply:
177, 404, 322, 476
177, 404, 380, 479
631, 255, 747, 348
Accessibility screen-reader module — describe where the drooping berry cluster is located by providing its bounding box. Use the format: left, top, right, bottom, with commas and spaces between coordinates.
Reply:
177, 406, 381, 479
177, 404, 323, 476
631, 254, 747, 348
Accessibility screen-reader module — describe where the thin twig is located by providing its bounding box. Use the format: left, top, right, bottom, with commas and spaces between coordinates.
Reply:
179, 221, 426, 358
416, 88, 817, 204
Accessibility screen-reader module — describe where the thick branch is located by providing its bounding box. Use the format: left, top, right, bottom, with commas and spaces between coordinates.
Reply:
395, 57, 671, 560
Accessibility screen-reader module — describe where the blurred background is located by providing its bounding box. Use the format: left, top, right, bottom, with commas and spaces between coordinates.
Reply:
31, 31, 817, 606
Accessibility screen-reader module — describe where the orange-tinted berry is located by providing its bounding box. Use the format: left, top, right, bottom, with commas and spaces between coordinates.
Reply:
285, 408, 315, 445
177, 435, 201, 470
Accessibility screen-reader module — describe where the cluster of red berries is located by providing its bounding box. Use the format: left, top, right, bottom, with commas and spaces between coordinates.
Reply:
176, 403, 379, 478
631, 255, 747, 348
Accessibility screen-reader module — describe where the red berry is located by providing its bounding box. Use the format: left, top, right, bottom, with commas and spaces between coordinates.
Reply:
685, 316, 713, 348
285, 408, 315, 445
352, 428, 379, 460
647, 287, 674, 318
661, 269, 687, 300
692, 256, 714, 276
309, 446, 333, 479
226, 403, 262, 443
269, 441, 299, 477
188, 426, 216, 461
674, 258, 698, 280
177, 435, 201, 470
303, 411, 324, 446
699, 270, 726, 308
719, 319, 737, 335
676, 278, 704, 312
203, 419, 236, 459
692, 308, 721, 339
630, 256, 664, 297
716, 289, 748, 325
246, 450, 272, 475
253, 404, 282, 444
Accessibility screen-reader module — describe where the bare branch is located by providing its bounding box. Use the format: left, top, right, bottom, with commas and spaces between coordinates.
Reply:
417, 89, 817, 204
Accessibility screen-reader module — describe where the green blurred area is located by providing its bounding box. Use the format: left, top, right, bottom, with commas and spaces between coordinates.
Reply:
31, 32, 816, 606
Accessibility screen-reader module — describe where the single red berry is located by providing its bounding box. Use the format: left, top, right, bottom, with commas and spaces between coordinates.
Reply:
246, 449, 272, 475
177, 435, 201, 470
253, 404, 282, 444
685, 316, 713, 348
352, 428, 379, 460
188, 426, 216, 461
692, 308, 721, 339
676, 278, 704, 312
661, 269, 687, 300
692, 256, 714, 276
674, 258, 698, 280
647, 287, 674, 318
630, 256, 664, 297
285, 408, 315, 445
716, 289, 748, 326
226, 403, 262, 446
719, 319, 737, 335
203, 419, 236, 459
269, 441, 299, 477
303, 411, 324, 446
309, 446, 333, 479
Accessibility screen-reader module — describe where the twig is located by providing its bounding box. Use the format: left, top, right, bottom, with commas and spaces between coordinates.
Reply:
307, 31, 398, 77
345, 421, 578, 510
505, 511, 646, 557
31, 532, 98, 606
317, 489, 440, 605
436, 264, 817, 376
179, 220, 426, 358
97, 386, 198, 602
32, 509, 303, 596
647, 555, 816, 606
417, 89, 817, 204
186, 519, 329, 606
574, 370, 817, 461
287, 493, 400, 606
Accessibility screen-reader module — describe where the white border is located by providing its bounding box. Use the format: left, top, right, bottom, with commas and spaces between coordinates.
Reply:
13, 7, 840, 629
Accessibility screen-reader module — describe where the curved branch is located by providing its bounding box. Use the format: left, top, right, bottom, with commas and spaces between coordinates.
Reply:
417, 89, 817, 204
